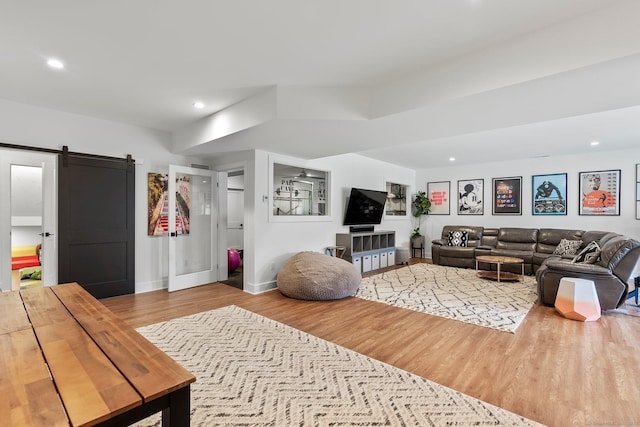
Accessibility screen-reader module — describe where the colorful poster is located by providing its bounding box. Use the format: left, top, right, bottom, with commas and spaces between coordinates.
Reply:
427, 181, 450, 215
579, 170, 620, 216
532, 173, 567, 215
493, 177, 522, 215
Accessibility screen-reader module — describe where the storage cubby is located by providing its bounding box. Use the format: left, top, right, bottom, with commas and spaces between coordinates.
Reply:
336, 230, 396, 274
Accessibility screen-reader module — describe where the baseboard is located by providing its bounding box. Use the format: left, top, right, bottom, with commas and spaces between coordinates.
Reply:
135, 279, 167, 294
244, 280, 277, 295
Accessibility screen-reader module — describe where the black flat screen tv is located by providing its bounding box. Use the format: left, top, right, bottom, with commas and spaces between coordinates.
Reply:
343, 187, 387, 227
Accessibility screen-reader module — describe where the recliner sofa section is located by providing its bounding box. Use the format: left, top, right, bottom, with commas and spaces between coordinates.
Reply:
536, 233, 640, 309
431, 225, 640, 310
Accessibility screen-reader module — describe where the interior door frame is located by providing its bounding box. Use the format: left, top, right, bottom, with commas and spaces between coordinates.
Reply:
167, 165, 226, 292
0, 149, 57, 291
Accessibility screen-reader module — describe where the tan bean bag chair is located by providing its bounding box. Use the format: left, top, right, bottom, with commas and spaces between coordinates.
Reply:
277, 251, 361, 300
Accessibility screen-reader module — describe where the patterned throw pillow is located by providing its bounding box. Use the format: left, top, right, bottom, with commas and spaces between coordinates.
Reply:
571, 241, 601, 264
447, 230, 469, 247
553, 239, 583, 256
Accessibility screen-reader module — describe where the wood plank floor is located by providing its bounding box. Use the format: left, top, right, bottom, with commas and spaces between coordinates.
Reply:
102, 260, 640, 427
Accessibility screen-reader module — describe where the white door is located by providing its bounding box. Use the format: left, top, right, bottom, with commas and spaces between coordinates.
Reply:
167, 165, 223, 292
0, 149, 57, 292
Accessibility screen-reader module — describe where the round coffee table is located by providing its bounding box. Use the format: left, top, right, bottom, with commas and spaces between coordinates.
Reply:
475, 255, 524, 282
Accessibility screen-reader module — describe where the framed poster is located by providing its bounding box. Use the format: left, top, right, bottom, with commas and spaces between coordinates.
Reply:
457, 179, 484, 215
427, 181, 450, 215
579, 169, 620, 216
492, 176, 522, 215
147, 172, 169, 236
532, 173, 567, 215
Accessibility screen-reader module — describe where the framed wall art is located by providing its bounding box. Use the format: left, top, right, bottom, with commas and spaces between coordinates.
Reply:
427, 181, 450, 215
492, 176, 522, 215
457, 179, 484, 215
532, 173, 567, 215
579, 169, 620, 216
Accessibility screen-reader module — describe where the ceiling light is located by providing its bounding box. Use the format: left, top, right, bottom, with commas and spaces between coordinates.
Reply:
47, 58, 64, 69
193, 101, 205, 109
449, 157, 456, 162
590, 141, 600, 146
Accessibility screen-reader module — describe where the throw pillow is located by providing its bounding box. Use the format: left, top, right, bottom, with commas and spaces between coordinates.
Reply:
447, 230, 469, 247
553, 239, 583, 256
571, 241, 601, 264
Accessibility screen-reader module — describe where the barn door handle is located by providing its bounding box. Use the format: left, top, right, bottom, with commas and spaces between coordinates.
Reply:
170, 232, 177, 237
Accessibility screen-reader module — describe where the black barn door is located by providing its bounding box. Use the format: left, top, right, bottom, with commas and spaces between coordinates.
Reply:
58, 153, 135, 298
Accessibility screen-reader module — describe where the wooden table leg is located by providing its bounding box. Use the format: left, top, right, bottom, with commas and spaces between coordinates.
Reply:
162, 385, 190, 427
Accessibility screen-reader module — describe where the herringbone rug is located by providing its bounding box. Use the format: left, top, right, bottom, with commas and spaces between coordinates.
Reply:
134, 305, 543, 426
356, 263, 538, 333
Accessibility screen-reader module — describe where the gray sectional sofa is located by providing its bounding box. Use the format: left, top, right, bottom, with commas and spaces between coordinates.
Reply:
431, 225, 640, 310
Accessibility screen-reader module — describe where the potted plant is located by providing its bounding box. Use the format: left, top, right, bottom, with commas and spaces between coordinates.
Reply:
411, 191, 432, 250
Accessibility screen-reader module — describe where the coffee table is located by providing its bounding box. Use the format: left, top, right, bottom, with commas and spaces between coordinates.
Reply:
475, 255, 524, 282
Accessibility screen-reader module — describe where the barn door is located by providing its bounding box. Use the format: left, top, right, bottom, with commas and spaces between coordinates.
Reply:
58, 153, 135, 298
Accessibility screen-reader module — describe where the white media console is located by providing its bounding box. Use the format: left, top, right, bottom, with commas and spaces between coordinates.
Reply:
336, 230, 396, 273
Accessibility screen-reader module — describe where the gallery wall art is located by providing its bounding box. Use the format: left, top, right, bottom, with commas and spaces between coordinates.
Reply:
579, 169, 620, 216
532, 173, 567, 215
427, 181, 450, 215
492, 176, 522, 215
457, 179, 484, 215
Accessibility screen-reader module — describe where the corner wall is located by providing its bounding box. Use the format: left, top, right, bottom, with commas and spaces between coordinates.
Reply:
416, 148, 640, 256
245, 150, 416, 293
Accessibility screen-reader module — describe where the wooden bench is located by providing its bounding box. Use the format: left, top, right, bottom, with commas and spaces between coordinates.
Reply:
0, 283, 195, 426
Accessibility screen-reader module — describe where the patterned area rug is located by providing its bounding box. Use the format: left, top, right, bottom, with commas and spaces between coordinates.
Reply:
135, 306, 543, 426
357, 263, 538, 333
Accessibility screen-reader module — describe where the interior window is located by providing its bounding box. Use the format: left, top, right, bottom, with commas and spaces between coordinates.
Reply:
272, 163, 329, 216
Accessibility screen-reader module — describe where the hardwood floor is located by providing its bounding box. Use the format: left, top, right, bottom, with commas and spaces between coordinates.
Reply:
101, 260, 640, 427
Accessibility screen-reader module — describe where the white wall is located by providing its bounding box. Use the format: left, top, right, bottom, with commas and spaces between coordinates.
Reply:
0, 99, 208, 293
416, 148, 640, 257
246, 150, 416, 293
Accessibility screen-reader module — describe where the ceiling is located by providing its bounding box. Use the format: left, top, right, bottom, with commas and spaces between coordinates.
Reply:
1, 0, 639, 168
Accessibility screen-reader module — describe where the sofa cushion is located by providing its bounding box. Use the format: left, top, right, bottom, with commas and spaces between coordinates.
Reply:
495, 228, 538, 252
597, 236, 640, 269
447, 230, 468, 247
572, 241, 601, 264
537, 229, 584, 253
553, 239, 583, 256
440, 246, 475, 258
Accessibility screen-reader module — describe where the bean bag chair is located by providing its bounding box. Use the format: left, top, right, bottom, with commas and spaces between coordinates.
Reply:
277, 251, 361, 300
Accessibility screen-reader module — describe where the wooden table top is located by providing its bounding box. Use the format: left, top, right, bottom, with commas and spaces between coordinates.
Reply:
476, 255, 524, 264
1, 283, 195, 427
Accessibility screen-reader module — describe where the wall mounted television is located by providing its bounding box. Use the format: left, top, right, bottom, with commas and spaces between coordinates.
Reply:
343, 187, 387, 232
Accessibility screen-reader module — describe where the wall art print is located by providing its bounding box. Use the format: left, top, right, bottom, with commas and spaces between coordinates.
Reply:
457, 179, 484, 215
532, 173, 567, 215
492, 176, 522, 215
148, 172, 190, 236
427, 181, 450, 215
579, 169, 620, 216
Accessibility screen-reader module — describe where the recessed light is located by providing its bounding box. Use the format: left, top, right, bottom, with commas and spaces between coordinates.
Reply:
47, 58, 64, 69
193, 101, 205, 109
449, 157, 456, 162
590, 141, 600, 146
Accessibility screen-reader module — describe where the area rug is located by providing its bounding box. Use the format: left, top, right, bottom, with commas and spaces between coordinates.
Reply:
356, 263, 538, 333
134, 305, 542, 426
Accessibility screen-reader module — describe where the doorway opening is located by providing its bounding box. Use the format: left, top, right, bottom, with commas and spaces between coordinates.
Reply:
10, 164, 44, 290
221, 169, 244, 290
